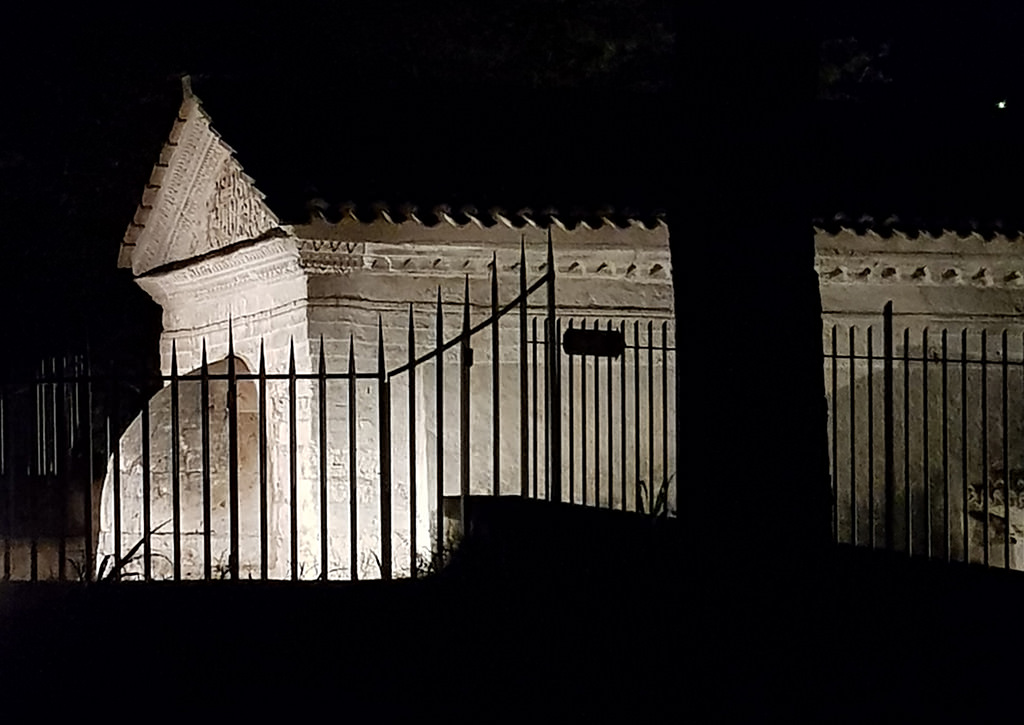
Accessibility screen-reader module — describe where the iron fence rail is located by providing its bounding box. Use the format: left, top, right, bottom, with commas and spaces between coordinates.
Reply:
0, 233, 677, 582
826, 302, 1024, 571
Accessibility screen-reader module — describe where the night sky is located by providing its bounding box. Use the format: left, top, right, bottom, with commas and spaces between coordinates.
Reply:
2, 4, 1024, 369
0, 3, 674, 373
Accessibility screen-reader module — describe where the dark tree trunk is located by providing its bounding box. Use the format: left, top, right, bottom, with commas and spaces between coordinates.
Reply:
682, 14, 832, 574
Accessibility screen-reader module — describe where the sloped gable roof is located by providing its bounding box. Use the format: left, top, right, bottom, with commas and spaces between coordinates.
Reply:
120, 78, 279, 275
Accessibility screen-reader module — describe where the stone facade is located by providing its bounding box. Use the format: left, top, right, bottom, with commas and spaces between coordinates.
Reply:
97, 85, 676, 580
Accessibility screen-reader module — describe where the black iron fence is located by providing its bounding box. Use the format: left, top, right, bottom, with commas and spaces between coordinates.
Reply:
826, 302, 1024, 570
0, 234, 676, 582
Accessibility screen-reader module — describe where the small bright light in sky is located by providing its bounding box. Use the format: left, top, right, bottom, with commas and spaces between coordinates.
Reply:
997, 99, 1007, 109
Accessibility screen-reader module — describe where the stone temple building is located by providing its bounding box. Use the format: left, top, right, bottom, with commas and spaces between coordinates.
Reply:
96, 80, 676, 580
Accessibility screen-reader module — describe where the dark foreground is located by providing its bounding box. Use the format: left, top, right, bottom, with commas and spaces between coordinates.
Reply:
0, 498, 679, 719
3, 498, 1022, 719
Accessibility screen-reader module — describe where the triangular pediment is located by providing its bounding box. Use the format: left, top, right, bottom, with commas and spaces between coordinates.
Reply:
120, 84, 278, 276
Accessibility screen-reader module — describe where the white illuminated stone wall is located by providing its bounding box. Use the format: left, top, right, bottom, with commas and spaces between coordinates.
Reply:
99, 219, 674, 580
817, 226, 1024, 567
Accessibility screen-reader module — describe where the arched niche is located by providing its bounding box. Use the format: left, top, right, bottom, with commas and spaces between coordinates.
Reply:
97, 355, 272, 579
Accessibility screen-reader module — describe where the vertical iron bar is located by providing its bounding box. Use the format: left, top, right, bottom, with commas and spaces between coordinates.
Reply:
832, 325, 838, 542
558, 318, 562, 499
942, 330, 949, 561
228, 327, 239, 580
102, 417, 112, 583
648, 321, 655, 515
543, 320, 550, 501
50, 358, 57, 475
112, 364, 121, 581
904, 328, 911, 556
40, 359, 46, 475
201, 342, 211, 580
349, 336, 358, 580
568, 319, 575, 504
37, 359, 44, 477
85, 351, 94, 581
40, 359, 47, 475
982, 329, 989, 567
662, 321, 668, 515
492, 252, 500, 497
35, 361, 41, 476
142, 396, 152, 581
962, 329, 969, 563
620, 321, 627, 511
0, 383, 7, 580
582, 320, 588, 506
170, 342, 180, 581
378, 318, 392, 581
289, 340, 298, 580
435, 291, 445, 557
923, 328, 930, 558
28, 390, 38, 577
42, 359, 48, 476
883, 303, 895, 551
72, 356, 80, 450
849, 327, 857, 546
30, 406, 38, 577
520, 239, 529, 499
460, 277, 471, 518
532, 317, 539, 499
609, 321, 615, 510
318, 336, 328, 581
1003, 329, 1010, 569
58, 358, 67, 580
259, 342, 268, 580
868, 327, 875, 549
546, 228, 561, 503
594, 321, 600, 507
634, 322, 641, 512
409, 306, 418, 578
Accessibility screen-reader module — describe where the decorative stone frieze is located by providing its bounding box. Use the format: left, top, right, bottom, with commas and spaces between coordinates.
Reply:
122, 89, 278, 277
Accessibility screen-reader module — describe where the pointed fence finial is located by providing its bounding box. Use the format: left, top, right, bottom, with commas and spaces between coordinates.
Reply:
318, 334, 326, 374
288, 337, 296, 374
409, 303, 416, 354
201, 338, 207, 367
259, 338, 266, 374
227, 315, 235, 356
463, 275, 471, 331
377, 315, 386, 375
171, 339, 178, 375
348, 333, 355, 373
491, 251, 499, 296
436, 286, 444, 342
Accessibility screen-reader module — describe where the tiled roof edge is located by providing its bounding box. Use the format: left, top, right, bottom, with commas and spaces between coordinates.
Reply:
295, 201, 668, 231
812, 213, 1024, 241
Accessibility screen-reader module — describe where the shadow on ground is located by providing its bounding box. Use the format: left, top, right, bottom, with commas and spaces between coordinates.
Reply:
7, 495, 1020, 719
0, 497, 680, 719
